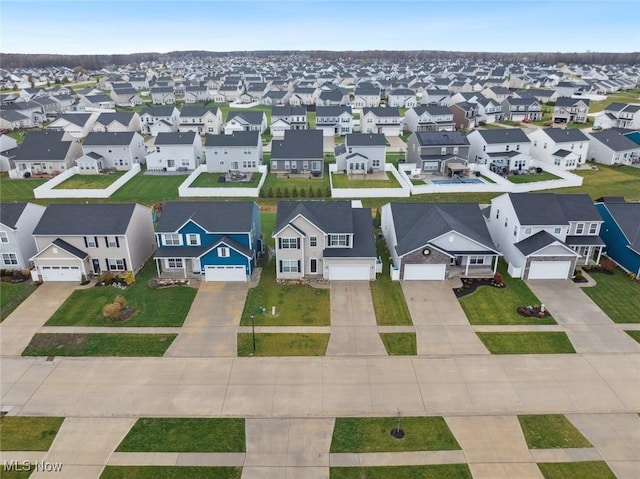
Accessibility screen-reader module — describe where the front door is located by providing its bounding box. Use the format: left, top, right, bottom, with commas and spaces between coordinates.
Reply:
92, 259, 101, 274
310, 258, 318, 274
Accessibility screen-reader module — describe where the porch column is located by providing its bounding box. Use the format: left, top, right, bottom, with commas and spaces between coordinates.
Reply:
465, 255, 470, 276
492, 256, 498, 274
183, 259, 187, 279
585, 246, 592, 265
155, 258, 161, 277
595, 247, 603, 265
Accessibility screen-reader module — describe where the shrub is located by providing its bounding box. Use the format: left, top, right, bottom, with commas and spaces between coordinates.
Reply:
493, 272, 503, 284
267, 187, 273, 198
113, 295, 127, 309
325, 186, 331, 197
291, 186, 298, 197
317, 187, 323, 198
276, 187, 282, 198
300, 187, 306, 197
543, 120, 553, 126
601, 258, 614, 271
283, 187, 290, 198
308, 187, 315, 198
124, 270, 135, 285
99, 271, 114, 284
102, 302, 122, 320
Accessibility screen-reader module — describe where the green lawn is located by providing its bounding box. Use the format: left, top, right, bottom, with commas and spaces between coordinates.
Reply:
537, 461, 616, 479
260, 211, 277, 248
189, 172, 262, 188
100, 466, 242, 479
518, 415, 592, 449
116, 418, 245, 452
237, 333, 329, 356
0, 416, 64, 451
581, 267, 640, 323
0, 466, 36, 478
458, 263, 556, 325
0, 281, 38, 322
54, 171, 126, 189
22, 333, 176, 357
44, 262, 196, 327
331, 172, 401, 189
330, 416, 460, 453
549, 164, 640, 201
380, 333, 417, 355
507, 171, 560, 184
370, 239, 413, 326
476, 332, 576, 354
0, 173, 46, 201
261, 167, 331, 199
109, 171, 185, 204
330, 465, 472, 479
241, 258, 329, 326
625, 330, 640, 343
589, 90, 640, 113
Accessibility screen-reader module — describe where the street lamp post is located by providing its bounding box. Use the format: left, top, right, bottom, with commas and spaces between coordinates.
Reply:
251, 314, 256, 352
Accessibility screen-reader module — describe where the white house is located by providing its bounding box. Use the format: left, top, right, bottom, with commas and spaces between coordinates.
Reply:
334, 133, 386, 173
270, 106, 307, 139
146, 131, 203, 172
587, 130, 640, 166
224, 111, 267, 135
178, 106, 223, 136
361, 107, 402, 136
467, 128, 533, 174
78, 131, 146, 172
0, 202, 46, 269
93, 112, 141, 133
140, 106, 180, 136
528, 128, 589, 170
204, 131, 262, 173
403, 106, 455, 132
46, 113, 97, 140
315, 106, 353, 137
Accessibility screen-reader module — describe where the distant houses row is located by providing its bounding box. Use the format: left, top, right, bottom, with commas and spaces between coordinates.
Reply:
2, 194, 638, 285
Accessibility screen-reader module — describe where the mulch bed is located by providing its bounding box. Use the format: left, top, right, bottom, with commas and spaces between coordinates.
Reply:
453, 277, 505, 298
107, 306, 138, 323
516, 305, 552, 319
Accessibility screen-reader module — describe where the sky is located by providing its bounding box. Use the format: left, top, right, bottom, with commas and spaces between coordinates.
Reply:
1, 0, 639, 55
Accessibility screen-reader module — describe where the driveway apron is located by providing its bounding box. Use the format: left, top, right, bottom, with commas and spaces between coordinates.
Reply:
164, 282, 248, 357
401, 281, 489, 355
326, 281, 386, 356
527, 280, 639, 353
0, 282, 77, 356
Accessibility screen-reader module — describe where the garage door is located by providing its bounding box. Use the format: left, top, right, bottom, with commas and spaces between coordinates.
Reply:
41, 265, 81, 282
204, 265, 247, 282
328, 264, 370, 281
528, 260, 571, 280
403, 264, 446, 280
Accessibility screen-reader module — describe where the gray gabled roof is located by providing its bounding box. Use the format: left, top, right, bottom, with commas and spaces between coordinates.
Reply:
415, 131, 469, 146
140, 106, 177, 117
155, 201, 255, 233
275, 201, 354, 235
272, 106, 306, 117
316, 105, 352, 117
555, 96, 589, 107
590, 130, 639, 152
0, 202, 28, 229
323, 208, 376, 258
14, 131, 71, 162
600, 201, 640, 254
476, 128, 530, 144
271, 129, 323, 159
363, 107, 400, 117
51, 238, 89, 259
346, 133, 386, 147
33, 204, 137, 235
514, 230, 575, 256
226, 111, 265, 125
507, 193, 602, 225
204, 131, 259, 147
51, 113, 93, 127
542, 128, 589, 143
411, 105, 452, 117
389, 203, 497, 257
95, 112, 135, 126
154, 131, 197, 145
83, 131, 137, 146
179, 106, 219, 117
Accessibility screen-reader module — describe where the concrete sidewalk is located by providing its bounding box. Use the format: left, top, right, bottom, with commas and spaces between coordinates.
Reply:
402, 281, 489, 355
0, 282, 77, 356
326, 282, 386, 356
165, 282, 248, 357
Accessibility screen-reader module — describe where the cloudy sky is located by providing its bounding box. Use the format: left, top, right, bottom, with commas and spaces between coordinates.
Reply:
1, 0, 638, 54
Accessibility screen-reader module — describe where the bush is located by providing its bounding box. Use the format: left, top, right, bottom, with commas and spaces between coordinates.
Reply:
99, 271, 114, 284
601, 258, 614, 271
283, 187, 290, 198
276, 187, 282, 198
308, 187, 315, 198
317, 187, 323, 198
325, 186, 331, 197
291, 186, 298, 197
300, 187, 306, 197
124, 270, 135, 285
113, 295, 127, 309
267, 187, 273, 198
493, 272, 503, 285
102, 302, 122, 320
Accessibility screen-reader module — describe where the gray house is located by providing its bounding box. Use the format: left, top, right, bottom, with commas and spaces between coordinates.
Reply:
315, 106, 353, 137
270, 129, 324, 177
405, 131, 470, 175
13, 130, 82, 176
204, 131, 263, 173
31, 203, 155, 282
79, 131, 146, 172
271, 106, 308, 138
334, 133, 386, 173
0, 202, 46, 269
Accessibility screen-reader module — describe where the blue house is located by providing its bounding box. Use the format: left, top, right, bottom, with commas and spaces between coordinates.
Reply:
154, 201, 261, 281
595, 197, 640, 276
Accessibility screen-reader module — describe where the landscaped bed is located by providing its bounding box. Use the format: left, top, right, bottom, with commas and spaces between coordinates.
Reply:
54, 171, 126, 189
189, 172, 262, 188
237, 332, 329, 356
331, 171, 402, 188
518, 414, 592, 449
22, 333, 177, 357
0, 416, 64, 451
100, 466, 242, 479
330, 465, 472, 479
476, 332, 576, 354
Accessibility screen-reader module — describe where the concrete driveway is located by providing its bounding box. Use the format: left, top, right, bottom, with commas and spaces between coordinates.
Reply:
326, 281, 386, 356
0, 282, 77, 356
401, 281, 489, 355
322, 136, 335, 153
386, 136, 406, 153
164, 282, 248, 357
527, 280, 639, 353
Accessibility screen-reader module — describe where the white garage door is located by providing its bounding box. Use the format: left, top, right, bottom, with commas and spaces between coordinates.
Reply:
403, 264, 446, 280
204, 265, 247, 282
328, 264, 370, 281
41, 265, 81, 282
528, 260, 571, 280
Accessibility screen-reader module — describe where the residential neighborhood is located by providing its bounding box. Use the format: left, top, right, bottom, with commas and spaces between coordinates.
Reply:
1, 32, 640, 479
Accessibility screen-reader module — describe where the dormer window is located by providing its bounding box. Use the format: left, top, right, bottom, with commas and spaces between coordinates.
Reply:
329, 234, 350, 247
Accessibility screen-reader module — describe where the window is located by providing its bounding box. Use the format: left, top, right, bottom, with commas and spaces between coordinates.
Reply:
453, 146, 459, 154
85, 236, 97, 248
309, 236, 317, 247
513, 225, 518, 236
2, 253, 18, 266
0, 232, 9, 243
218, 246, 230, 257
588, 223, 598, 235
329, 234, 349, 247
496, 209, 500, 219
575, 223, 585, 235
163, 234, 182, 246
106, 258, 125, 271
167, 258, 183, 268
372, 159, 380, 168
524, 227, 532, 235
553, 227, 562, 235
516, 144, 520, 151
504, 217, 508, 228
280, 238, 299, 249
441, 147, 447, 155
106, 236, 118, 247
186, 233, 200, 246
281, 259, 299, 273
469, 256, 485, 265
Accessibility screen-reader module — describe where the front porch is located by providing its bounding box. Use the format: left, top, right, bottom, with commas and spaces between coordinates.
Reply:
449, 254, 500, 278
154, 256, 202, 280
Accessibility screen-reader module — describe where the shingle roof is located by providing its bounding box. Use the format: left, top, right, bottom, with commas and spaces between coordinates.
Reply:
411, 105, 452, 117
514, 230, 568, 256
33, 204, 137, 235
179, 106, 219, 117
155, 201, 255, 233
226, 111, 266, 124
272, 106, 306, 117
542, 128, 589, 143
14, 131, 71, 162
271, 129, 323, 159
363, 107, 400, 117
389, 203, 497, 257
590, 130, 639, 152
555, 96, 589, 107
276, 201, 354, 235
323, 208, 376, 258
346, 133, 386, 147
52, 238, 89, 259
0, 203, 28, 229
415, 131, 469, 146
601, 201, 640, 253
476, 128, 530, 144
204, 131, 259, 147
95, 112, 135, 126
507, 193, 602, 225
154, 131, 197, 145
83, 131, 137, 146
51, 113, 93, 127
316, 106, 352, 117
140, 106, 177, 117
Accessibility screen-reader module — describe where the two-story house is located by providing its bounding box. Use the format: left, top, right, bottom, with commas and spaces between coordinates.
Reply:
270, 129, 324, 177
93, 112, 141, 133
273, 200, 377, 281
288, 87, 317, 106
594, 103, 640, 130
316, 88, 349, 106
467, 128, 533, 174
110, 87, 142, 107
178, 106, 223, 136
46, 113, 96, 140
30, 203, 155, 281
387, 88, 417, 108
501, 97, 542, 122
146, 131, 203, 172
485, 193, 605, 279
78, 131, 146, 172
403, 106, 455, 133
151, 86, 176, 105
0, 134, 18, 172
587, 130, 640, 166
224, 111, 268, 135
140, 106, 180, 136
184, 84, 210, 104
352, 87, 381, 108
381, 202, 501, 280
528, 128, 589, 170
270, 106, 308, 139
13, 130, 82, 176
315, 106, 353, 137
204, 131, 262, 173
334, 133, 386, 173
153, 201, 261, 282
405, 131, 470, 175
0, 202, 46, 269
595, 197, 640, 277
553, 97, 590, 124
361, 107, 402, 136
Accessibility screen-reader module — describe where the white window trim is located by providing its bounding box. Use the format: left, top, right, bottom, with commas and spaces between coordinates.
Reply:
309, 236, 318, 247
1, 252, 18, 266
167, 258, 183, 269
280, 237, 298, 249
282, 259, 299, 273
106, 258, 125, 271
0, 232, 8, 243
107, 235, 118, 248
186, 233, 201, 246
163, 233, 183, 246
328, 234, 350, 247
218, 246, 230, 257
